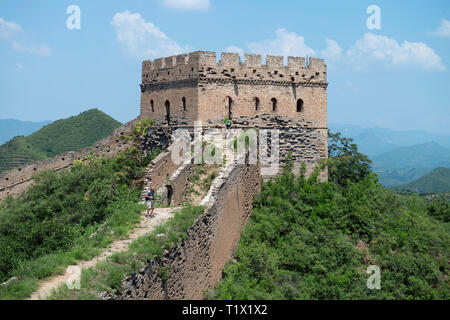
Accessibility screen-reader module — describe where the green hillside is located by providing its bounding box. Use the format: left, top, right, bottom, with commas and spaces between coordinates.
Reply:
26, 109, 122, 157
0, 109, 122, 174
0, 137, 47, 173
393, 167, 450, 194
376, 167, 431, 186
0, 147, 156, 299
370, 142, 450, 186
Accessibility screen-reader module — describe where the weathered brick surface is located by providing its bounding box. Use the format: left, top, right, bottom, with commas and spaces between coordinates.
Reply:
139, 51, 328, 181
140, 51, 327, 129
139, 112, 328, 183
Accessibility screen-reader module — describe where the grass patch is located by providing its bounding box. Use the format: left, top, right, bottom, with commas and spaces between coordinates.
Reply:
0, 146, 161, 300
48, 205, 204, 300
0, 198, 144, 300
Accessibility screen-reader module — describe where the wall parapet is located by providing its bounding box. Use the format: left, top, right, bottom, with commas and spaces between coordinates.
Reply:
143, 51, 325, 71
142, 51, 327, 85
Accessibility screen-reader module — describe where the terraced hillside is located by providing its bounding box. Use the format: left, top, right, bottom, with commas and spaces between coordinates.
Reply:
0, 137, 47, 173
0, 109, 122, 174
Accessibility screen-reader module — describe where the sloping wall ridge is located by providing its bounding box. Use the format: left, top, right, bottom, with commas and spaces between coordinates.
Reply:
104, 161, 260, 300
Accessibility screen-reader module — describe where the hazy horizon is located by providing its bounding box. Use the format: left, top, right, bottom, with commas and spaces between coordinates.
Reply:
1, 1, 449, 133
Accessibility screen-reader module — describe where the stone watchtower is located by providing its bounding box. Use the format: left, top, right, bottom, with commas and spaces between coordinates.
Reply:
140, 51, 328, 179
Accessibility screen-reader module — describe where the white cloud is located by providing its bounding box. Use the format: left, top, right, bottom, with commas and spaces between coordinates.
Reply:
111, 10, 191, 60
246, 28, 316, 58
11, 41, 52, 57
229, 29, 443, 72
16, 63, 24, 70
430, 18, 450, 38
0, 17, 22, 38
0, 17, 51, 57
321, 38, 342, 61
162, 0, 210, 10
346, 33, 445, 71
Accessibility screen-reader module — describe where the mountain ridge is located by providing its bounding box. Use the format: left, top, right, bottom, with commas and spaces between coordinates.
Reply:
0, 119, 52, 145
329, 123, 450, 156
0, 109, 122, 174
392, 167, 450, 194
372, 141, 450, 170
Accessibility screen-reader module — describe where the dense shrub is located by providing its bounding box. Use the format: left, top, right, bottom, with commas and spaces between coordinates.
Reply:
0, 147, 153, 282
211, 132, 449, 300
427, 201, 450, 223
327, 131, 372, 187
212, 167, 449, 299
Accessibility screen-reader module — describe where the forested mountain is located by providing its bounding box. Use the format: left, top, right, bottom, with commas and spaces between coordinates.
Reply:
0, 109, 122, 174
392, 167, 450, 194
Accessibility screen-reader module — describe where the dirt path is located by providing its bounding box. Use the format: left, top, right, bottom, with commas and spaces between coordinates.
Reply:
28, 207, 178, 300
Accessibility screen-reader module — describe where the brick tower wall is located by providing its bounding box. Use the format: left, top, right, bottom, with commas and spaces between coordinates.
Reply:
139, 51, 327, 129
139, 51, 328, 180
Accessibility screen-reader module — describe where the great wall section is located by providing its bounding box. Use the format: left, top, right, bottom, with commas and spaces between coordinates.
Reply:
0, 119, 139, 201
0, 51, 328, 300
104, 151, 260, 300
139, 51, 328, 179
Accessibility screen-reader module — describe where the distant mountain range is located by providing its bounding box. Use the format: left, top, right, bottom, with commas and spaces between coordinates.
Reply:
0, 119, 52, 145
371, 142, 450, 186
329, 123, 450, 187
329, 123, 450, 157
0, 109, 122, 174
1, 118, 449, 190
372, 141, 450, 170
392, 167, 450, 194
375, 167, 432, 187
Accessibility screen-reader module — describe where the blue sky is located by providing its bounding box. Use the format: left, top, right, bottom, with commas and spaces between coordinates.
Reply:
0, 0, 449, 133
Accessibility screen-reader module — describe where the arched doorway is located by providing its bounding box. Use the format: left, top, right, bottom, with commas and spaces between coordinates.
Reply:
165, 100, 170, 125
254, 97, 260, 111
271, 98, 277, 112
225, 96, 233, 120
166, 185, 173, 206
297, 99, 304, 112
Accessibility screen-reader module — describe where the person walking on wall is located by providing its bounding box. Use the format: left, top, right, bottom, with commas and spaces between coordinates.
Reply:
145, 186, 155, 219
225, 118, 232, 139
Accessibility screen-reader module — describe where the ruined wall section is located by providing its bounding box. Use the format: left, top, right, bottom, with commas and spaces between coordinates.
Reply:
139, 111, 328, 185
140, 146, 179, 199
140, 147, 193, 206
105, 161, 261, 300
205, 114, 328, 181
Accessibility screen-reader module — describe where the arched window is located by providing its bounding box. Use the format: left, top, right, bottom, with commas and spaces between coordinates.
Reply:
254, 97, 260, 111
271, 98, 277, 112
151, 100, 154, 112
225, 96, 233, 120
297, 99, 304, 112
165, 100, 170, 125
182, 97, 186, 111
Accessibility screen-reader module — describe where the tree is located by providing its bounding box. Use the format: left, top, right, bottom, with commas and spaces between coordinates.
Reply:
327, 131, 372, 187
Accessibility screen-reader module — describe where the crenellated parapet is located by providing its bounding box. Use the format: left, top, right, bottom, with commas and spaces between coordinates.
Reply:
141, 51, 327, 86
